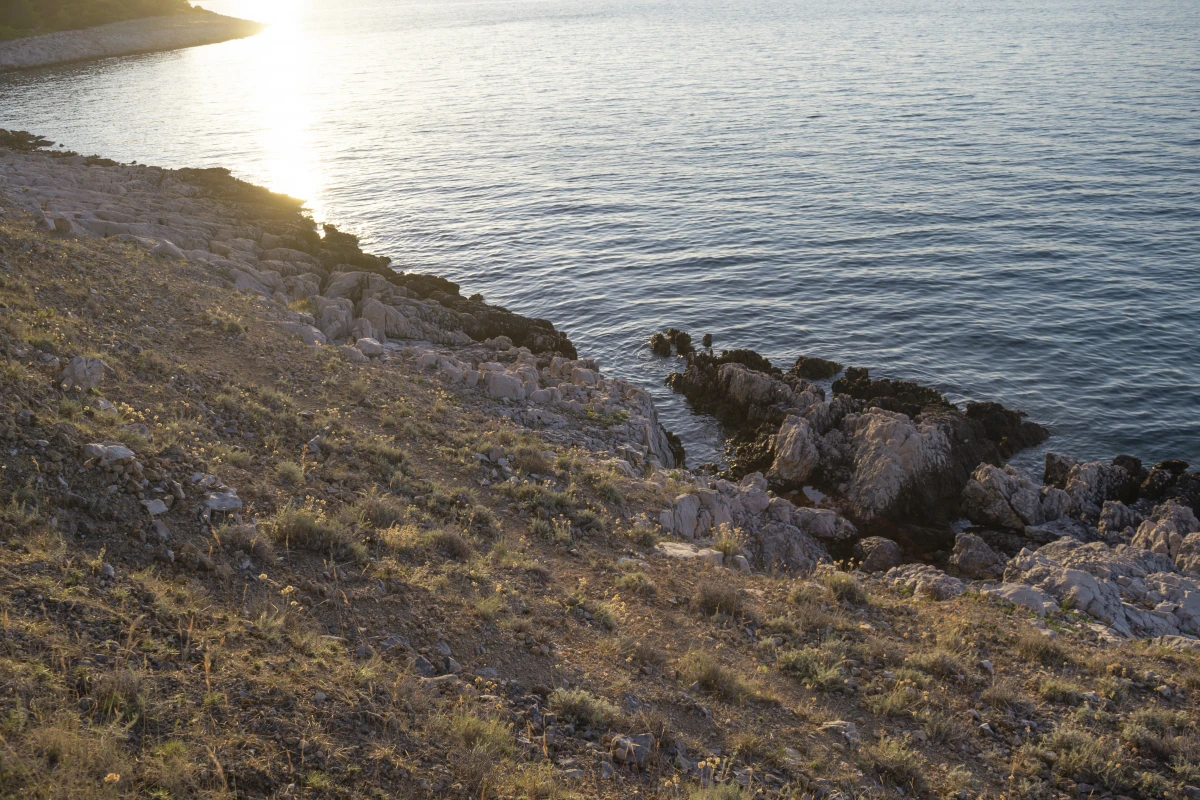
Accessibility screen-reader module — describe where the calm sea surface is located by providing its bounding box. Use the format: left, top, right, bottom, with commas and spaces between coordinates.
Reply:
3, 0, 1198, 468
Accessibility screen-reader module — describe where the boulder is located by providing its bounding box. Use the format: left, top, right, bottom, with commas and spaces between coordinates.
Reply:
948, 532, 1005, 580
960, 463, 1068, 531
791, 506, 858, 542
1131, 500, 1200, 560
981, 583, 1057, 617
337, 345, 368, 363
59, 355, 107, 391
769, 415, 820, 484
1098, 501, 1142, 538
743, 520, 828, 574
355, 337, 384, 357
1165, 473, 1200, 516
885, 564, 965, 600
1064, 461, 1131, 517
151, 239, 186, 260
82, 442, 134, 466
1176, 534, 1200, 575
484, 371, 525, 401
855, 537, 903, 573
1043, 452, 1079, 489
281, 322, 326, 346
611, 734, 655, 765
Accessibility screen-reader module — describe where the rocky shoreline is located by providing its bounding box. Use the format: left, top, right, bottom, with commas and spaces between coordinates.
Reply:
0, 10, 264, 72
3, 128, 1200, 648
4, 130, 1200, 799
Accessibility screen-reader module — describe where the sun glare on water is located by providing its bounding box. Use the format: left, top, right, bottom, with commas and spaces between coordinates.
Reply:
200, 0, 325, 217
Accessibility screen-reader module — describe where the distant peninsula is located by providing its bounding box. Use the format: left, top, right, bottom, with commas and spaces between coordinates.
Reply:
0, 7, 264, 72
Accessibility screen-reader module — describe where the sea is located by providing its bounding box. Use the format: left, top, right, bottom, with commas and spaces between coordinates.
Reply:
2, 0, 1198, 470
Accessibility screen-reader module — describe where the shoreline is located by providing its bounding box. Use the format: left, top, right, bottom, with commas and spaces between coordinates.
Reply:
2, 133, 1200, 798
0, 10, 265, 72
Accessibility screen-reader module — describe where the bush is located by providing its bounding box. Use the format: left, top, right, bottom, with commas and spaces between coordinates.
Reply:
694, 583, 744, 618
548, 689, 619, 730
1017, 631, 1066, 666
861, 736, 926, 790
616, 571, 656, 596
820, 570, 868, 606
274, 461, 305, 485
267, 503, 352, 555
778, 647, 843, 691
678, 651, 757, 703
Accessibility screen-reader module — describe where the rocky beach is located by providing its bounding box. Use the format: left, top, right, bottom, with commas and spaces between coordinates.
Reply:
0, 10, 264, 72
2, 131, 1199, 799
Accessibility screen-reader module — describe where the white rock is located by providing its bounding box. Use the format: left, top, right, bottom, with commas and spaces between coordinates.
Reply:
337, 345, 368, 363
485, 372, 525, 401
770, 415, 820, 484
1132, 500, 1200, 560
204, 489, 243, 512
982, 583, 1057, 617
355, 337, 384, 357
59, 355, 107, 391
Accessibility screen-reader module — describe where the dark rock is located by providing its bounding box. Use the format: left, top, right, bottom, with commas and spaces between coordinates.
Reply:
963, 401, 1050, 460
701, 333, 713, 349
947, 532, 1005, 580
832, 366, 953, 420
665, 328, 694, 356
1140, 468, 1178, 501
437, 293, 576, 357
1155, 459, 1190, 476
711, 348, 778, 375
855, 536, 903, 573
1044, 452, 1080, 489
1165, 473, 1200, 516
790, 355, 842, 380
663, 427, 686, 468
1110, 455, 1146, 502
649, 332, 672, 356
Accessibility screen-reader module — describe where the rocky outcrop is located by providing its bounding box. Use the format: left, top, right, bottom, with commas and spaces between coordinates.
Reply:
1063, 461, 1133, 517
0, 140, 579, 360
666, 356, 822, 428
654, 473, 849, 573
960, 464, 1069, 531
855, 537, 903, 573
885, 564, 965, 600
981, 583, 1058, 617
1130, 500, 1200, 561
1098, 501, 1143, 539
1004, 539, 1200, 639
947, 532, 1004, 580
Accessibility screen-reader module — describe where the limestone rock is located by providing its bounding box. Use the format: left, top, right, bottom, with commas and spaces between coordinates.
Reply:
1131, 500, 1200, 560
59, 355, 107, 391
948, 531, 1005, 580
1064, 461, 1130, 517
769, 414, 820, 484
355, 337, 384, 357
886, 564, 965, 600
337, 345, 368, 363
1043, 451, 1080, 489
855, 536, 903, 573
1176, 534, 1200, 575
960, 463, 1068, 531
281, 321, 326, 346
1098, 501, 1143, 538
981, 583, 1057, 617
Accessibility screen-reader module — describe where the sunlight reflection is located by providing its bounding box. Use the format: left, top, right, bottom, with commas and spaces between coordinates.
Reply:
204, 0, 325, 217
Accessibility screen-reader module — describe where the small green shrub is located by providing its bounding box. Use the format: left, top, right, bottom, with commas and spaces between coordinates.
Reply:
548, 689, 620, 730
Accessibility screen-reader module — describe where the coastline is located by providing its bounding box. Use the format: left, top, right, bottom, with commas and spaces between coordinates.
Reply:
0, 10, 265, 72
1, 133, 1200, 797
